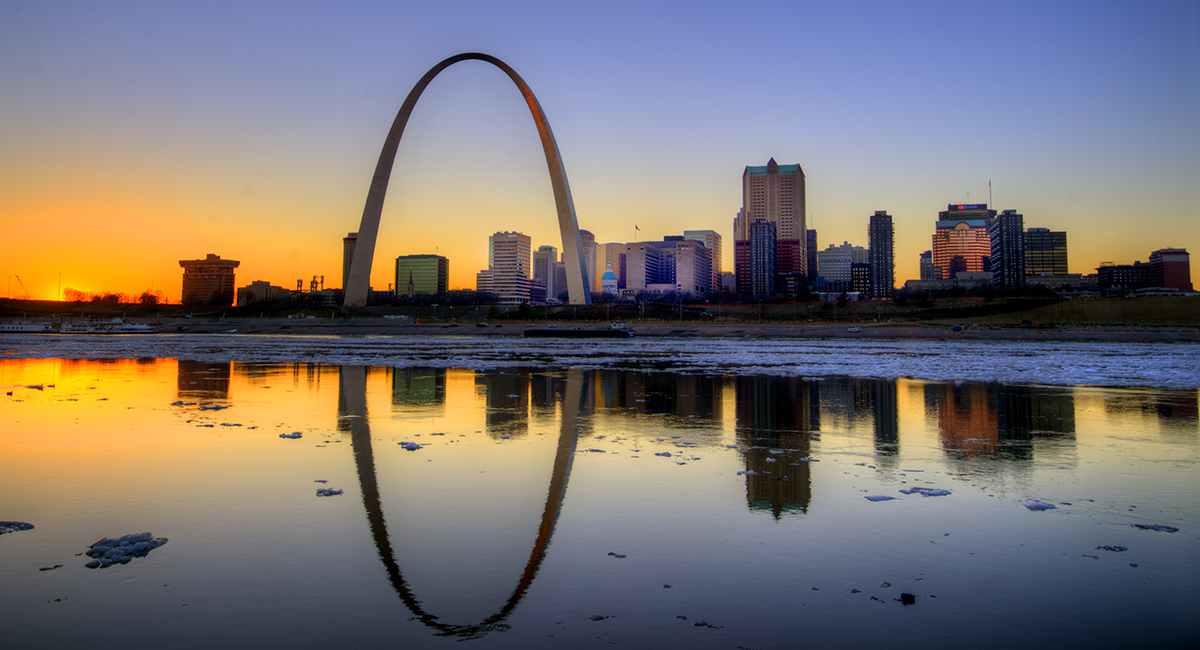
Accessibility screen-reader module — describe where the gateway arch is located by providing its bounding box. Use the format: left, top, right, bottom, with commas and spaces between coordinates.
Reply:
343, 53, 592, 306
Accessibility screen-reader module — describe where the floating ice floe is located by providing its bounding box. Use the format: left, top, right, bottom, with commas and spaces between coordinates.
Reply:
84, 532, 168, 568
279, 432, 303, 439
654, 451, 672, 457
736, 470, 758, 476
198, 404, 229, 411
1132, 524, 1179, 533
316, 488, 343, 497
607, 552, 626, 559
865, 495, 897, 502
900, 487, 951, 497
399, 442, 422, 451
1024, 501, 1057, 511
1096, 545, 1129, 552
0, 521, 34, 535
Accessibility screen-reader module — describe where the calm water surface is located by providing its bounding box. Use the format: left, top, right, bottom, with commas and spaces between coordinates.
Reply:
1, 355, 1197, 648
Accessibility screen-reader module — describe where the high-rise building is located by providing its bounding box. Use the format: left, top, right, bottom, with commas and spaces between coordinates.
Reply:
1024, 228, 1068, 276
484, 231, 532, 304
624, 242, 663, 291
988, 210, 1025, 290
851, 262, 871, 293
805, 229, 819, 280
579, 230, 597, 293
817, 242, 868, 291
342, 232, 358, 292
179, 254, 240, 306
684, 229, 722, 293
868, 211, 894, 299
395, 254, 448, 296
932, 203, 995, 279
533, 246, 558, 298
749, 220, 777, 298
1147, 248, 1192, 292
553, 261, 568, 301
734, 158, 806, 291
919, 250, 941, 280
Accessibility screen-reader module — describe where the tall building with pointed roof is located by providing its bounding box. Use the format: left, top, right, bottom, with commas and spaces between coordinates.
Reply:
734, 158, 807, 295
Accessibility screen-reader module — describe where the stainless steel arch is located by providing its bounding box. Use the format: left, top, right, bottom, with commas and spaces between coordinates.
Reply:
343, 53, 592, 306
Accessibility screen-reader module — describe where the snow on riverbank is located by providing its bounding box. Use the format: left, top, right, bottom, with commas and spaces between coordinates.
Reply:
3, 334, 1199, 388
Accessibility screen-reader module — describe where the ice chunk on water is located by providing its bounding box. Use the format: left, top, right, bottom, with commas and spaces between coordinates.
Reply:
83, 533, 168, 568
654, 451, 672, 457
900, 487, 951, 497
1024, 501, 1057, 511
0, 521, 34, 535
865, 495, 897, 502
399, 442, 422, 451
316, 488, 343, 497
279, 432, 302, 439
736, 470, 758, 476
1132, 524, 1179, 533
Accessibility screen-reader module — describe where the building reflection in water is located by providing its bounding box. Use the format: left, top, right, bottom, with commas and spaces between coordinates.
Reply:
734, 376, 816, 519
392, 368, 446, 413
1102, 388, 1199, 433
476, 369, 531, 437
925, 382, 1076, 459
176, 360, 231, 403
340, 365, 587, 637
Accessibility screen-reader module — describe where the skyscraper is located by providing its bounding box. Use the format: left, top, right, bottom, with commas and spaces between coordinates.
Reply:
484, 231, 532, 304
734, 158, 806, 292
817, 242, 869, 291
179, 254, 240, 306
684, 229, 722, 293
868, 211, 894, 299
1147, 248, 1192, 292
932, 203, 995, 278
919, 250, 941, 280
749, 220, 777, 298
579, 230, 597, 293
395, 255, 448, 296
989, 210, 1025, 290
342, 232, 357, 293
533, 245, 558, 298
1024, 228, 1068, 276
805, 229, 819, 280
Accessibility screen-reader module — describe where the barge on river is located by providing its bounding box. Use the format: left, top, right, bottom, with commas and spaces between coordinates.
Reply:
523, 320, 635, 338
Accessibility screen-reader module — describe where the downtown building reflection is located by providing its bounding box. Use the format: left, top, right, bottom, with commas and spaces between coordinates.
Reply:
154, 359, 1199, 636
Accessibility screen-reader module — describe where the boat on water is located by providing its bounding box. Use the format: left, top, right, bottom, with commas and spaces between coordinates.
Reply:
60, 318, 156, 334
524, 320, 635, 338
0, 321, 56, 333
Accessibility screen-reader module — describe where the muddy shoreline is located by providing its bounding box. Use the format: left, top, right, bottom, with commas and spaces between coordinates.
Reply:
152, 320, 1200, 343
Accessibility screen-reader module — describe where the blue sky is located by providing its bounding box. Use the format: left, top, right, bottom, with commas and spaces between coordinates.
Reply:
1, 0, 1196, 296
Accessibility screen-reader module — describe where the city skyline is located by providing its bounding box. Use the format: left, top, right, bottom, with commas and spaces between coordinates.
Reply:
1, 1, 1197, 301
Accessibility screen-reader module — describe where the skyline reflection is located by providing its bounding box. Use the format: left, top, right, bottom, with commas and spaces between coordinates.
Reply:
1, 356, 1197, 647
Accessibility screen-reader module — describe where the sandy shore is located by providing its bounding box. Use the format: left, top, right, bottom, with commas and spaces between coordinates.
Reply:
166, 319, 1200, 343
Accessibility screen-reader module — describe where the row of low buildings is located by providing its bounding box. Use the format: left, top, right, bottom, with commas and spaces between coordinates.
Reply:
474, 229, 724, 305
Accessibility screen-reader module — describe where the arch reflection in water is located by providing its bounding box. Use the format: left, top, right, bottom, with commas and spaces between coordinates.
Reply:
338, 366, 586, 636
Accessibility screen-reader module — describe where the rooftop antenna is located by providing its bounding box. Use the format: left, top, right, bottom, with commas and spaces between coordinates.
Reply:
989, 179, 992, 208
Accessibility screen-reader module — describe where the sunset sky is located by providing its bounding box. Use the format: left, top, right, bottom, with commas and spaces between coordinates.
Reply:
1, 0, 1197, 301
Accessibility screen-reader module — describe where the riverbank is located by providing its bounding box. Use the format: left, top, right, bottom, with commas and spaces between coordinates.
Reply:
104, 319, 1199, 343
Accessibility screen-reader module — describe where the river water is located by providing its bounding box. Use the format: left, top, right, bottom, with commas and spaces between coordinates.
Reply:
1, 336, 1197, 648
